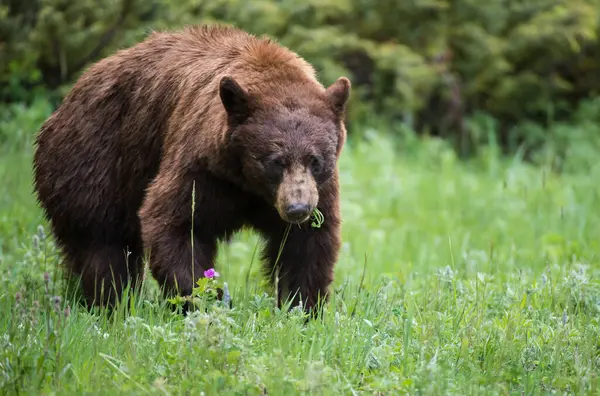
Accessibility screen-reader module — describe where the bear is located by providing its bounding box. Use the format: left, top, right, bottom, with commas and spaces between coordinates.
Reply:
32, 24, 351, 313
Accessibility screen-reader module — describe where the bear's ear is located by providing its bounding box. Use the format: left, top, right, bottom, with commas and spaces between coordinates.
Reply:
219, 76, 253, 125
325, 77, 351, 116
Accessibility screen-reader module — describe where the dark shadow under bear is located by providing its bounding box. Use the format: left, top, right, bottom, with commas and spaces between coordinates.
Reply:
32, 25, 351, 313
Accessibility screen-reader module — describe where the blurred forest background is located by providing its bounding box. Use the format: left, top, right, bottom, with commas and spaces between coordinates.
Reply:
3, 3, 600, 393
2, 0, 600, 164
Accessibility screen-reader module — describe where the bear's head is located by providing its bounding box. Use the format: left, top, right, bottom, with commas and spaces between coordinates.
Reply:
219, 75, 351, 224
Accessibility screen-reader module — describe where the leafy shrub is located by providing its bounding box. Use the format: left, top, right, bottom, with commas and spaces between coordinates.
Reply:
2, 0, 600, 154
0, 0, 155, 102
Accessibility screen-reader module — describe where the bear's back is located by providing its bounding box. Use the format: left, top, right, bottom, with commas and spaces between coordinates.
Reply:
141, 25, 320, 98
33, 25, 324, 236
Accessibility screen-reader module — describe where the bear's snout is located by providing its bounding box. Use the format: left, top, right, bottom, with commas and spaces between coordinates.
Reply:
275, 165, 318, 224
285, 203, 312, 223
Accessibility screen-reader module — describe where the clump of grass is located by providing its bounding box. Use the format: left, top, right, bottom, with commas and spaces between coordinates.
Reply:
311, 208, 325, 228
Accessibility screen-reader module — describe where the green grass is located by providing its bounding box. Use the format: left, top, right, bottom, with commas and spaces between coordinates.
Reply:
1, 100, 600, 395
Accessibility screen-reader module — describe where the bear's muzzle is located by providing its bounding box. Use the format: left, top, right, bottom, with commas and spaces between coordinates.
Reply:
275, 164, 318, 224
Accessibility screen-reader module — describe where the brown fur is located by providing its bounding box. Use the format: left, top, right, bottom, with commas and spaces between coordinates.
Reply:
32, 24, 351, 312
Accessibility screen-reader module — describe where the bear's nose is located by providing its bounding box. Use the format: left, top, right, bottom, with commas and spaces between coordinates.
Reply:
285, 203, 311, 223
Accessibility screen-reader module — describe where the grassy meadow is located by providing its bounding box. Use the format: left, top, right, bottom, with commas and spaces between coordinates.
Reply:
1, 98, 600, 395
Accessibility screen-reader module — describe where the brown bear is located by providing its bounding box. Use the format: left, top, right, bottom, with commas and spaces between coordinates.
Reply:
32, 24, 351, 313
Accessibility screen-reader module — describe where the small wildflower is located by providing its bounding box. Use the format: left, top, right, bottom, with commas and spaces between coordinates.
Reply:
222, 282, 231, 307
53, 296, 62, 313
44, 273, 50, 295
204, 268, 220, 279
37, 225, 46, 240
15, 292, 22, 304
562, 309, 568, 325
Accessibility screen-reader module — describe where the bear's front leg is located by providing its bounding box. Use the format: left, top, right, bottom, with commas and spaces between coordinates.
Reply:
139, 169, 217, 298
262, 204, 342, 314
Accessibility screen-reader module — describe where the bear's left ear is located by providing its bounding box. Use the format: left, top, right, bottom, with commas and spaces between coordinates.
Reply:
325, 77, 351, 116
219, 76, 254, 126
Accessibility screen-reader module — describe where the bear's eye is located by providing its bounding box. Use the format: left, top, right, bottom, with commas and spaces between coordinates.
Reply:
272, 157, 285, 168
309, 155, 323, 175
263, 155, 285, 171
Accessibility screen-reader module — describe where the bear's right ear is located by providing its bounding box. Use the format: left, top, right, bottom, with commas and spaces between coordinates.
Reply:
219, 76, 253, 126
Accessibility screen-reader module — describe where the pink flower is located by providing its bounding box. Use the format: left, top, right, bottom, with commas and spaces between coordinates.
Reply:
204, 268, 220, 279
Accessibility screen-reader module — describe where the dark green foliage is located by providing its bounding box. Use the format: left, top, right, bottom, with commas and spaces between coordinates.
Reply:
0, 0, 155, 102
2, 0, 600, 152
